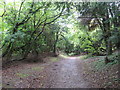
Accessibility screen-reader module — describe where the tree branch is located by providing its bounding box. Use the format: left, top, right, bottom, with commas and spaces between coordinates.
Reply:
18, 0, 26, 20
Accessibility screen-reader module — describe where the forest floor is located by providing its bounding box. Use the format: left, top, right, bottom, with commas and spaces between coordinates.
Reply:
2, 54, 119, 88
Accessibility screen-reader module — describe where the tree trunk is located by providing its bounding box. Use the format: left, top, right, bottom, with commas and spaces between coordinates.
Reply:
53, 31, 59, 56
102, 14, 112, 55
107, 40, 112, 55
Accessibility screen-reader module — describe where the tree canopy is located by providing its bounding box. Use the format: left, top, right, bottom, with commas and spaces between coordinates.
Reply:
0, 1, 120, 62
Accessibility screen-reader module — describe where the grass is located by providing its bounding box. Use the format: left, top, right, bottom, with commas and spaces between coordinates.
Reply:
79, 55, 89, 59
32, 66, 44, 71
68, 52, 76, 56
16, 73, 29, 78
51, 57, 59, 62
80, 54, 105, 60
59, 54, 69, 58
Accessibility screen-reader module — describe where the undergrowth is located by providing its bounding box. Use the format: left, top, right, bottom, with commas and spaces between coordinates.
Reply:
91, 53, 119, 71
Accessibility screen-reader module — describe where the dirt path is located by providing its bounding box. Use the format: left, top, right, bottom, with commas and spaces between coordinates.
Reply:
42, 56, 91, 88
2, 56, 92, 88
2, 55, 119, 88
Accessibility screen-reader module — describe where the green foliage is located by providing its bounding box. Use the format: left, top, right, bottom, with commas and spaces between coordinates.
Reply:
1, 2, 69, 60
1, 1, 120, 64
92, 52, 119, 71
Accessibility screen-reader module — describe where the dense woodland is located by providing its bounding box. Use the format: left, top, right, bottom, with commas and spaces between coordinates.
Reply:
0, 1, 120, 64
1, 1, 120, 88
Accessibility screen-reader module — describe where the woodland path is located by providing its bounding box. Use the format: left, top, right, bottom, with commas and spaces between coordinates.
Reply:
2, 55, 100, 88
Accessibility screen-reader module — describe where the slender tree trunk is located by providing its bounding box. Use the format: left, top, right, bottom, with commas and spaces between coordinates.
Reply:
53, 31, 59, 55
